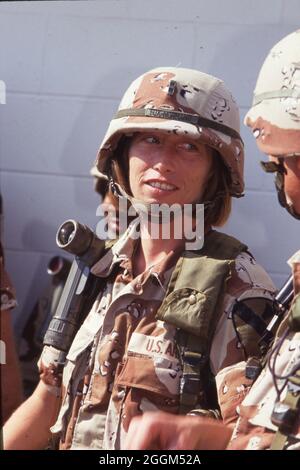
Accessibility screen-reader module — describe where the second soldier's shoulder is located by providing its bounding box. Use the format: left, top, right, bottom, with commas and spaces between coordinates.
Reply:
231, 251, 276, 298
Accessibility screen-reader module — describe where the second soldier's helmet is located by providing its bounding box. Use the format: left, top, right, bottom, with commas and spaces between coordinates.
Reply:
244, 30, 300, 219
245, 30, 300, 156
95, 67, 245, 198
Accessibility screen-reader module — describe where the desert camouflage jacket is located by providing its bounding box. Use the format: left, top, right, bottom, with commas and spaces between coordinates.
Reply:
0, 244, 17, 312
222, 257, 300, 450
39, 220, 275, 450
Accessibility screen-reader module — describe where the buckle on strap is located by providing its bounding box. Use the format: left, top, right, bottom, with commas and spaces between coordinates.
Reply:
179, 350, 206, 396
182, 350, 205, 367
180, 373, 201, 395
245, 357, 263, 381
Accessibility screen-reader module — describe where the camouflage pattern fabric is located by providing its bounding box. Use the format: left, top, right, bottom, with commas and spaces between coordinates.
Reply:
224, 323, 300, 449
39, 219, 275, 449
0, 246, 17, 313
229, 30, 300, 449
221, 256, 300, 450
244, 29, 300, 156
96, 67, 245, 198
0, 243, 23, 423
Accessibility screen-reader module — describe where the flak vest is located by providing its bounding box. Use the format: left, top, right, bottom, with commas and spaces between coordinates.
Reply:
155, 229, 248, 414
57, 229, 253, 447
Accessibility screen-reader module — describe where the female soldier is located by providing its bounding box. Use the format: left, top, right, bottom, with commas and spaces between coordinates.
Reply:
4, 67, 275, 450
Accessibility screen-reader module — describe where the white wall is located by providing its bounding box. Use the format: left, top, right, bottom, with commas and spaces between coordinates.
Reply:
0, 0, 299, 337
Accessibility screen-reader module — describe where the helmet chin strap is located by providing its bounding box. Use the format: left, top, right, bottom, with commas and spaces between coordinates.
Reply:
260, 160, 300, 220
109, 175, 153, 215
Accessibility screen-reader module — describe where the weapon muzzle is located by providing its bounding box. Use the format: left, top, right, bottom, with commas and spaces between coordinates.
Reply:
56, 219, 106, 267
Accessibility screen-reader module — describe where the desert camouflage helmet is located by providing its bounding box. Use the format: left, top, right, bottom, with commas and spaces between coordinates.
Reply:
245, 30, 300, 156
245, 30, 300, 219
96, 67, 244, 197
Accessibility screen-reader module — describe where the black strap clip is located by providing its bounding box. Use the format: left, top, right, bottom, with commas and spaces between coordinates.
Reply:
245, 357, 263, 381
271, 401, 298, 434
167, 80, 177, 96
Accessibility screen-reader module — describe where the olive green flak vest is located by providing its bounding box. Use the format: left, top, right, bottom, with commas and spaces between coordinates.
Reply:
155, 229, 247, 415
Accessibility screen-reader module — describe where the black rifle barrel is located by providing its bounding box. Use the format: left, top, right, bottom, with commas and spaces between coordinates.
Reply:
275, 273, 294, 310
43, 220, 105, 359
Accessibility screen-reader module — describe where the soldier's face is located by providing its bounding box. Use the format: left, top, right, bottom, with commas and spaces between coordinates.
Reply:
128, 132, 213, 206
270, 155, 300, 216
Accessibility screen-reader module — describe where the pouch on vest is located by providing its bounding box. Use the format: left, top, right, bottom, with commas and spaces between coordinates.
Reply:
156, 230, 248, 414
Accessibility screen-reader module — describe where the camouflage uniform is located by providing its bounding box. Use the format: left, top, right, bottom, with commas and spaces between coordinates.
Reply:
220, 31, 300, 450
0, 241, 23, 423
38, 219, 274, 450
223, 274, 300, 450
0, 244, 17, 313
39, 67, 275, 449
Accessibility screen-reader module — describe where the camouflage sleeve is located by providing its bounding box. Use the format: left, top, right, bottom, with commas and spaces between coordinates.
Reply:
0, 254, 17, 312
210, 252, 275, 424
229, 295, 300, 450
0, 249, 24, 421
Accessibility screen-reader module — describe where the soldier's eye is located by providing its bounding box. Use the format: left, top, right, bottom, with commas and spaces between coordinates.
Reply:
180, 142, 198, 151
145, 136, 160, 144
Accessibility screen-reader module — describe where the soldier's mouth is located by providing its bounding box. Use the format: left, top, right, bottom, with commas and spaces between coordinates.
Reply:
146, 180, 178, 191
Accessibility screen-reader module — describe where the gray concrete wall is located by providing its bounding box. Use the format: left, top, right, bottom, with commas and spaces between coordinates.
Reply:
0, 0, 299, 337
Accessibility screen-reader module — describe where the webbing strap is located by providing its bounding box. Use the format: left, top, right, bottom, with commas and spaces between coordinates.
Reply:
253, 89, 300, 106
115, 108, 243, 142
176, 331, 206, 414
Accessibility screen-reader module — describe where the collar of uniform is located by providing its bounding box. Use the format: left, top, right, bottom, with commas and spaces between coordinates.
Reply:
91, 218, 140, 278
116, 247, 182, 296
91, 217, 182, 291
149, 247, 182, 281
